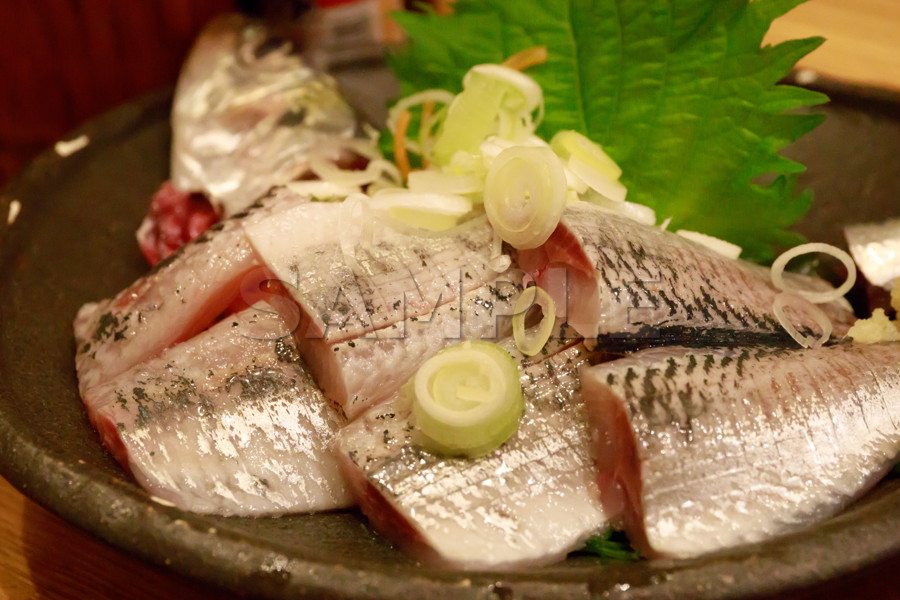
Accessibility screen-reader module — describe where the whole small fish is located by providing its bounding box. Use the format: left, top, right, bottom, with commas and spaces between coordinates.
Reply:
581, 342, 900, 558
84, 303, 351, 516
520, 201, 855, 350
171, 14, 359, 216
336, 343, 608, 570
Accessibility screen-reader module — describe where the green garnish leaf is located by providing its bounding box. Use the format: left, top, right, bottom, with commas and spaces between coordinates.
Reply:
581, 529, 641, 563
387, 0, 827, 262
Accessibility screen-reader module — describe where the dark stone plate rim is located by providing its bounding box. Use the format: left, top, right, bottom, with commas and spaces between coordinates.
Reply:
1, 83, 899, 600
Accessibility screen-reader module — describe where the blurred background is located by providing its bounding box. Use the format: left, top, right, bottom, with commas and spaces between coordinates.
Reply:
0, 0, 898, 188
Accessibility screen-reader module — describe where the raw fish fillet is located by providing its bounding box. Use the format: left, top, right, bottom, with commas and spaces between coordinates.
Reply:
336, 343, 607, 569
301, 273, 523, 420
581, 343, 900, 558
84, 304, 351, 516
520, 201, 855, 348
245, 210, 496, 344
74, 212, 260, 395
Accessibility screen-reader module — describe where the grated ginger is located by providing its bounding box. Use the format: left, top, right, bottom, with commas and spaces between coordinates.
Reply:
848, 309, 900, 343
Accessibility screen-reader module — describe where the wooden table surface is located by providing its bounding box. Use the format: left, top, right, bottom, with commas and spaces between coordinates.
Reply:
2, 1, 900, 599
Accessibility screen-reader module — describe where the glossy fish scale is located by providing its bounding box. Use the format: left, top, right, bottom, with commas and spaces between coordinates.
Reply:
254, 214, 496, 343
336, 344, 607, 570
582, 343, 900, 558
74, 211, 259, 395
84, 304, 351, 516
171, 15, 358, 215
303, 273, 523, 421
521, 201, 854, 343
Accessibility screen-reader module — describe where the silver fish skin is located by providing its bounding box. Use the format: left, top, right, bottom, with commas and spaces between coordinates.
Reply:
74, 211, 259, 395
171, 15, 359, 215
245, 209, 496, 344
581, 343, 900, 559
84, 303, 352, 516
519, 201, 855, 347
336, 343, 608, 570
845, 217, 900, 289
303, 273, 523, 421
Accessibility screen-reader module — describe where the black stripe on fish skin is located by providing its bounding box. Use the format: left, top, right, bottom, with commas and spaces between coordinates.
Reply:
594, 325, 826, 353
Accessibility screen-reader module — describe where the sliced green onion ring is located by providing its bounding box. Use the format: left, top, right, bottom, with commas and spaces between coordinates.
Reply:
568, 156, 628, 202
772, 292, 833, 349
550, 130, 622, 180
465, 64, 542, 114
412, 341, 524, 458
770, 243, 857, 304
512, 286, 557, 356
370, 189, 472, 231
484, 145, 567, 249
310, 157, 401, 187
407, 170, 484, 195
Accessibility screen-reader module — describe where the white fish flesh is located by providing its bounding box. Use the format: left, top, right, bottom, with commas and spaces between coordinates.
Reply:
74, 212, 260, 395
520, 201, 855, 349
336, 343, 607, 569
301, 274, 523, 421
581, 343, 900, 558
245, 211, 497, 344
83, 303, 351, 515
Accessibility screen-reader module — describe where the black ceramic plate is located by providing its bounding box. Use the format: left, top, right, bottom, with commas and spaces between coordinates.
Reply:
2, 79, 900, 600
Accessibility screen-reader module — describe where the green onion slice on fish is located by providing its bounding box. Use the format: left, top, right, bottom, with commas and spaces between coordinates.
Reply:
484, 145, 567, 249
513, 285, 556, 357
412, 341, 524, 458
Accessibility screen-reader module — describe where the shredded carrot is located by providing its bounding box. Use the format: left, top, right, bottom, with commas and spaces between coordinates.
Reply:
502, 46, 548, 71
393, 109, 412, 181
418, 101, 435, 169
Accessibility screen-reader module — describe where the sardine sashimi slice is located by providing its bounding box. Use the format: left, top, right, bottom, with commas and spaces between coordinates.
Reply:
520, 201, 855, 347
303, 273, 523, 420
245, 206, 495, 344
336, 344, 607, 570
84, 303, 351, 516
74, 212, 260, 395
581, 343, 900, 559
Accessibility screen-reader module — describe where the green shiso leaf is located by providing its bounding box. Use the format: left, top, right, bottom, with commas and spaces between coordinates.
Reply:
579, 529, 641, 563
386, 0, 827, 262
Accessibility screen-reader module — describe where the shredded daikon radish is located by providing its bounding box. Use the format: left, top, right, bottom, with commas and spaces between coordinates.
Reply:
676, 230, 742, 259
501, 46, 548, 71
310, 157, 401, 187
773, 292, 833, 348
658, 216, 673, 231
770, 243, 857, 304
285, 180, 359, 201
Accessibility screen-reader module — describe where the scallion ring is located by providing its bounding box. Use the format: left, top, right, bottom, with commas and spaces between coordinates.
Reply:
484, 145, 567, 249
512, 286, 557, 356
412, 341, 524, 458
